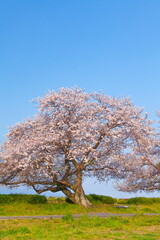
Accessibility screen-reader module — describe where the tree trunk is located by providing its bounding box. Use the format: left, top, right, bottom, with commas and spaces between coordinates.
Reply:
73, 187, 92, 208
62, 169, 92, 207
73, 169, 92, 207
62, 186, 92, 207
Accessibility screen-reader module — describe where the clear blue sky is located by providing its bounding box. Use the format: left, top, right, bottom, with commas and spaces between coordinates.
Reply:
0, 0, 159, 198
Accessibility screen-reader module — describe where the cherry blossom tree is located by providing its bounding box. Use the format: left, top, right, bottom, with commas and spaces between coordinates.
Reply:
116, 112, 160, 192
116, 144, 160, 192
0, 88, 159, 207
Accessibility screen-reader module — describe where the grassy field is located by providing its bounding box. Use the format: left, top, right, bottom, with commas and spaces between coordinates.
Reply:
0, 201, 159, 216
0, 196, 159, 239
0, 215, 159, 240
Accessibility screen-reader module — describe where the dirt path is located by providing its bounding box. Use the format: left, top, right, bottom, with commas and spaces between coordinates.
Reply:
0, 212, 159, 220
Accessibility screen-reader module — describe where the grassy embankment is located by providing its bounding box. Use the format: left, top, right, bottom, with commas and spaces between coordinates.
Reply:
0, 194, 159, 239
0, 201, 160, 216
0, 195, 160, 216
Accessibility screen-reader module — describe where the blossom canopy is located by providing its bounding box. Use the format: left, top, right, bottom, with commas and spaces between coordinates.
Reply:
0, 87, 159, 207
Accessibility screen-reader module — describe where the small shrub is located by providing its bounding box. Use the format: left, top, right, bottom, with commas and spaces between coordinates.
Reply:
86, 194, 116, 204
65, 198, 74, 204
86, 195, 93, 203
127, 197, 157, 205
0, 195, 13, 204
62, 213, 75, 222
0, 194, 47, 204
151, 198, 160, 204
28, 195, 47, 204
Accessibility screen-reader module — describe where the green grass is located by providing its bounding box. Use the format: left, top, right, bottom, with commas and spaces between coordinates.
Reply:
0, 215, 159, 239
0, 198, 159, 239
0, 201, 159, 216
